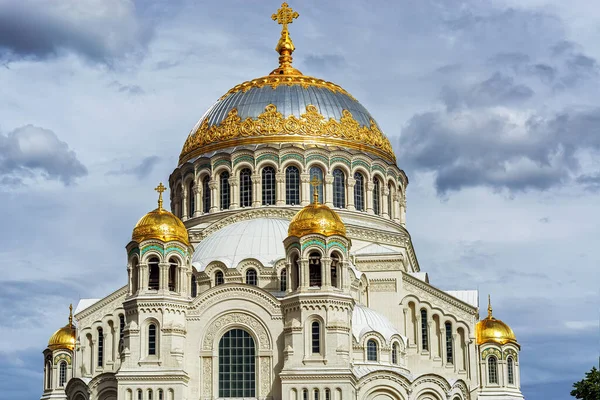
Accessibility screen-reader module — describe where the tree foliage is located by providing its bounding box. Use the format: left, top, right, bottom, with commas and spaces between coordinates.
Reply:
571, 366, 600, 400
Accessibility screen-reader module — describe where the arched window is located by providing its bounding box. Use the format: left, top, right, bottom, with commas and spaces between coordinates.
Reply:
309, 252, 321, 287
421, 309, 429, 351
148, 323, 157, 356
507, 357, 515, 384
158, 389, 164, 400
219, 329, 256, 398
303, 389, 308, 400
330, 253, 340, 288
59, 361, 67, 386
262, 166, 276, 205
325, 389, 331, 400
332, 169, 346, 208
148, 389, 153, 400
168, 257, 178, 292
280, 269, 287, 291
314, 389, 320, 400
97, 327, 104, 367
202, 176, 211, 213
309, 166, 324, 203
367, 339, 378, 361
488, 356, 498, 384
354, 172, 365, 211
246, 269, 257, 286
215, 271, 224, 286
292, 256, 300, 290
45, 359, 52, 389
148, 257, 160, 290
137, 389, 142, 400
239, 168, 253, 207
188, 181, 195, 217
131, 258, 139, 294
285, 165, 300, 205
191, 275, 197, 297
387, 182, 393, 217
392, 343, 399, 364
220, 171, 230, 210
311, 321, 320, 354
445, 322, 453, 363
119, 314, 125, 341
373, 178, 381, 215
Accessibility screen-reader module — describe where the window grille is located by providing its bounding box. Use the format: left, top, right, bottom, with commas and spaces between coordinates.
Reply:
332, 169, 346, 208
215, 271, 224, 286
309, 167, 324, 203
148, 324, 157, 355
445, 322, 453, 363
246, 269, 257, 286
354, 172, 365, 211
97, 328, 104, 366
262, 166, 276, 205
59, 361, 67, 386
507, 357, 515, 384
202, 176, 211, 213
392, 343, 399, 364
285, 166, 300, 205
373, 178, 381, 215
219, 329, 256, 398
239, 168, 252, 207
220, 171, 230, 210
488, 356, 498, 384
311, 321, 320, 354
421, 309, 429, 351
280, 269, 287, 291
367, 339, 378, 361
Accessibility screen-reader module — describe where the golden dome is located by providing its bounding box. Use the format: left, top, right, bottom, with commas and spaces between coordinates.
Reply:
288, 185, 346, 238
48, 305, 76, 351
476, 296, 518, 346
179, 3, 396, 165
131, 183, 190, 246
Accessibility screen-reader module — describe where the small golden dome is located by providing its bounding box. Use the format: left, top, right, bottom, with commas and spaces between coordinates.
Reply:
476, 296, 518, 346
288, 183, 346, 237
131, 183, 190, 246
48, 305, 76, 351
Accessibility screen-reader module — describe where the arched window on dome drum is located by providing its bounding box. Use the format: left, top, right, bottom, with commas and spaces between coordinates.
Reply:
188, 181, 195, 217
373, 178, 381, 215
262, 166, 276, 205
311, 321, 320, 354
280, 269, 287, 291
215, 271, 224, 286
309, 167, 324, 203
240, 168, 252, 207
354, 172, 365, 211
388, 182, 393, 218
507, 357, 515, 385
168, 257, 178, 292
445, 322, 453, 364
488, 356, 498, 384
421, 309, 429, 351
285, 165, 300, 205
292, 255, 300, 290
392, 343, 399, 364
330, 253, 340, 289
220, 171, 230, 210
148, 323, 157, 356
59, 361, 67, 387
148, 257, 160, 290
333, 169, 346, 208
191, 275, 197, 297
367, 339, 378, 361
309, 252, 322, 287
219, 329, 256, 398
97, 327, 104, 367
246, 268, 257, 286
202, 176, 210, 213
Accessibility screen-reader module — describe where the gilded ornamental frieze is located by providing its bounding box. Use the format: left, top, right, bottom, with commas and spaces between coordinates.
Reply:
180, 104, 396, 164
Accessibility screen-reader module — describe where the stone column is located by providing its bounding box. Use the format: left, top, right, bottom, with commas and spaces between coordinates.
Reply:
173, 196, 181, 218
300, 259, 309, 289
104, 328, 113, 368
347, 177, 356, 210
127, 266, 133, 295
209, 180, 218, 213
139, 263, 148, 293
275, 173, 285, 206
324, 174, 334, 207
181, 186, 188, 220
300, 173, 310, 206
427, 321, 434, 359
229, 177, 239, 209
399, 197, 406, 225
452, 332, 459, 373
251, 174, 261, 207
285, 263, 292, 293
382, 188, 390, 218
322, 257, 331, 287
402, 308, 408, 338
366, 181, 374, 214
159, 262, 169, 293
193, 185, 201, 217
439, 327, 445, 363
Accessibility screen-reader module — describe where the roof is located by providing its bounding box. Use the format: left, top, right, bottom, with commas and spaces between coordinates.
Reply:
445, 290, 479, 308
74, 298, 100, 315
352, 304, 405, 344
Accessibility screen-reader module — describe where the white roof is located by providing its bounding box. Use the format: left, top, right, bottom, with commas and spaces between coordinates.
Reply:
74, 298, 100, 315
445, 290, 479, 307
353, 242, 402, 255
352, 304, 404, 344
408, 272, 429, 283
192, 218, 288, 270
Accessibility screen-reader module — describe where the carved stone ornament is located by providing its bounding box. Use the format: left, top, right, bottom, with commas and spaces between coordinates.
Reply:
202, 312, 271, 351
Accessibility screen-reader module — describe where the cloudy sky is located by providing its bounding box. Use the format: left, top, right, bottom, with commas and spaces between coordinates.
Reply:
1, 0, 598, 398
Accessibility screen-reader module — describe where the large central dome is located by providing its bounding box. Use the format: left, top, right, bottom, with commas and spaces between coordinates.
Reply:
179, 9, 395, 165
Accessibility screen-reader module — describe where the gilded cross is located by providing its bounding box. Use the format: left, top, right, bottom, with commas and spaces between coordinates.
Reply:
271, 3, 299, 30
155, 182, 166, 209
310, 175, 322, 204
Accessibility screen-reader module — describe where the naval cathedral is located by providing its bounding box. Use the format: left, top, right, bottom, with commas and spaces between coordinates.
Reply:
41, 4, 525, 400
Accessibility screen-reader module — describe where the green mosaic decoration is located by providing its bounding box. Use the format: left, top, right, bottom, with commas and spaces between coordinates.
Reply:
233, 155, 255, 167
213, 159, 232, 169
287, 242, 301, 251
481, 348, 502, 360
306, 154, 329, 167
140, 245, 187, 257
503, 348, 518, 361
54, 353, 72, 365
352, 159, 370, 172
301, 238, 326, 250
256, 153, 279, 164
197, 163, 212, 171
128, 247, 140, 257
326, 240, 347, 252
371, 164, 386, 177
331, 156, 351, 168
281, 153, 305, 165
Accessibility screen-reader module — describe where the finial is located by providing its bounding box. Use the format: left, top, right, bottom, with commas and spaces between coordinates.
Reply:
310, 175, 322, 204
270, 3, 303, 75
487, 294, 493, 319
68, 303, 73, 326
154, 182, 166, 210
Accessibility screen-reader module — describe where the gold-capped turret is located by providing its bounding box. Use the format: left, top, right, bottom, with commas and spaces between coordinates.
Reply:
475, 295, 518, 346
48, 304, 76, 351
270, 2, 303, 75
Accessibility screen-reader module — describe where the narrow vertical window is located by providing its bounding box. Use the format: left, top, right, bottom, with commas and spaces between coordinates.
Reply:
387, 183, 393, 217
280, 269, 287, 291
367, 339, 378, 361
309, 252, 322, 287
119, 314, 125, 341
507, 357, 515, 384
59, 361, 67, 387
445, 322, 453, 363
330, 254, 339, 288
311, 321, 320, 354
188, 181, 195, 217
420, 309, 429, 351
239, 168, 253, 207
148, 390, 153, 400
309, 167, 324, 203
353, 172, 365, 211
285, 165, 300, 205
488, 356, 498, 384
292, 256, 300, 290
158, 389, 164, 400
332, 169, 346, 208
215, 271, 224, 286
246, 269, 257, 286
220, 171, 230, 210
373, 178, 381, 215
45, 359, 52, 389
148, 257, 160, 290
202, 176, 211, 213
148, 323, 157, 356
262, 166, 276, 205
325, 389, 331, 400
392, 343, 399, 364
303, 389, 308, 400
191, 275, 197, 297
97, 327, 104, 367
137, 390, 142, 400
168, 257, 177, 292
314, 389, 320, 400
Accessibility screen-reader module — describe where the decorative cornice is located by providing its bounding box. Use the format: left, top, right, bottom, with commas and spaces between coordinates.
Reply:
75, 285, 127, 321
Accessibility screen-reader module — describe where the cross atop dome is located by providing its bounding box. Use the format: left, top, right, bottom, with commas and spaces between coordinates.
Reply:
270, 2, 303, 76
155, 182, 166, 209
